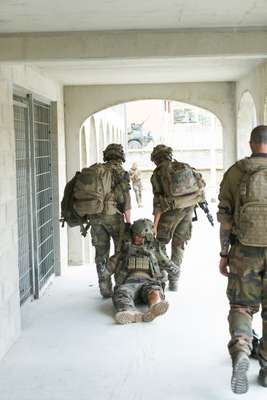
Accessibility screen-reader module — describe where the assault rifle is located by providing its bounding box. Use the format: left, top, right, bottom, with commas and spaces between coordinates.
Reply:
192, 200, 214, 227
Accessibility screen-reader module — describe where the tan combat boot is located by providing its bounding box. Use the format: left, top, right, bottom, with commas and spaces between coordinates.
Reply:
143, 290, 169, 322
231, 351, 250, 394
115, 310, 144, 324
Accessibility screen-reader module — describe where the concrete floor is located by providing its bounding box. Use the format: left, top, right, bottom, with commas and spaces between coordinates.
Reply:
0, 196, 265, 400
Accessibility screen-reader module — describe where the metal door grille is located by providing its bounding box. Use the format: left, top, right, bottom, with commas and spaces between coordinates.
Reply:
33, 101, 55, 290
14, 102, 33, 304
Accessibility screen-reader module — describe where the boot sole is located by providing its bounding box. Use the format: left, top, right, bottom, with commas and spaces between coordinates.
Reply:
144, 301, 169, 322
115, 311, 143, 324
231, 356, 249, 394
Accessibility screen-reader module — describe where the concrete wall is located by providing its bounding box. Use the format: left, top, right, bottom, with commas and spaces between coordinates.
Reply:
64, 81, 236, 264
236, 60, 267, 159
0, 64, 67, 360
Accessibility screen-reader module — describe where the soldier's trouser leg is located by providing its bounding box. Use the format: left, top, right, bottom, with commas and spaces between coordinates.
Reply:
113, 282, 142, 312
157, 207, 193, 290
113, 282, 145, 324
90, 223, 112, 298
259, 258, 267, 369
140, 281, 168, 321
135, 188, 142, 207
227, 243, 264, 358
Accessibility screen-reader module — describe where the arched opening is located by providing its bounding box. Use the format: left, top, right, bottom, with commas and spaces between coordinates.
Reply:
237, 91, 257, 159
81, 116, 98, 165
76, 99, 223, 265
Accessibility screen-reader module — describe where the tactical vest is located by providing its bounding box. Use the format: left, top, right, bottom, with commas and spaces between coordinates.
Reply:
125, 244, 161, 279
234, 158, 267, 247
152, 160, 205, 209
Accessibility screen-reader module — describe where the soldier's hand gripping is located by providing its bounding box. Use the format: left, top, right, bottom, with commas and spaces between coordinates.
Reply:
219, 256, 229, 277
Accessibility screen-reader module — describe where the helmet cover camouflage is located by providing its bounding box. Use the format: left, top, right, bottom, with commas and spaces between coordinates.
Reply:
103, 143, 125, 162
131, 218, 154, 242
150, 144, 173, 162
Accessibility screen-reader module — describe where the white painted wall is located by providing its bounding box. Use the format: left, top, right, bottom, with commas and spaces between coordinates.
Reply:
236, 60, 267, 149
0, 64, 67, 360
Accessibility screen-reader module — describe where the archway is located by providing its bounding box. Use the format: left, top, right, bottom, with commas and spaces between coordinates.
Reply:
71, 97, 224, 266
237, 91, 257, 159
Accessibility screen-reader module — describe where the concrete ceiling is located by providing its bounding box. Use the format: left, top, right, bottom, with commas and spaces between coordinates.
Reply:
34, 57, 266, 85
1, 0, 267, 33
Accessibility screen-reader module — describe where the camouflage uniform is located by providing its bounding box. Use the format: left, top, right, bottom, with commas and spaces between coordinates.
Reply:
151, 145, 203, 290
218, 154, 267, 368
129, 163, 143, 207
112, 219, 179, 323
90, 144, 131, 298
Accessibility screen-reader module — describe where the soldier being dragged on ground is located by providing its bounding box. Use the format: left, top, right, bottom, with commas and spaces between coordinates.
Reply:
150, 144, 206, 291
129, 162, 143, 207
111, 218, 180, 324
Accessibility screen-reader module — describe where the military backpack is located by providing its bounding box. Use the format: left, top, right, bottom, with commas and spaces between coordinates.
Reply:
152, 160, 205, 209
235, 161, 267, 246
60, 172, 89, 236
73, 163, 113, 217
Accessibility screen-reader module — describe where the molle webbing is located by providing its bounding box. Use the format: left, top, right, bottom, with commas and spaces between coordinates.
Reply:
128, 256, 150, 271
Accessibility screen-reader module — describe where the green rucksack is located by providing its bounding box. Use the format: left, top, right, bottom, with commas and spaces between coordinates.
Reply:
153, 160, 205, 209
235, 160, 267, 246
60, 172, 89, 236
73, 163, 113, 217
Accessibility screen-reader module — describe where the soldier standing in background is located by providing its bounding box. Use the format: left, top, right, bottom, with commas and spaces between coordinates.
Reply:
217, 125, 267, 393
129, 162, 143, 207
150, 144, 205, 291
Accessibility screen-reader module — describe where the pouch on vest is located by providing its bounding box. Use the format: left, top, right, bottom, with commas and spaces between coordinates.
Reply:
235, 167, 267, 246
73, 163, 113, 217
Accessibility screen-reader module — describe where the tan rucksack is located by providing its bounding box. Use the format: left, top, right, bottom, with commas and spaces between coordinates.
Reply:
73, 163, 113, 217
153, 160, 205, 209
235, 160, 267, 246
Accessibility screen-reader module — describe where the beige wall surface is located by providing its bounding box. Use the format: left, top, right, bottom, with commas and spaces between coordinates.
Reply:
0, 64, 67, 360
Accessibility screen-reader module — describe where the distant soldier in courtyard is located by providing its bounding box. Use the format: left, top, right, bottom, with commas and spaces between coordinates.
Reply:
129, 162, 143, 207
150, 144, 206, 291
217, 125, 267, 394
112, 219, 179, 324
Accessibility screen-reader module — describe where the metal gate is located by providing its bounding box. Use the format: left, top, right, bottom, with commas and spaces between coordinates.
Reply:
32, 100, 55, 295
14, 96, 55, 303
14, 101, 33, 304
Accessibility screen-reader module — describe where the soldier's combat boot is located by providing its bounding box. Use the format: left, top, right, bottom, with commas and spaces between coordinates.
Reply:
168, 265, 180, 292
231, 351, 250, 394
168, 279, 178, 292
115, 310, 143, 324
258, 368, 267, 387
144, 290, 169, 322
99, 277, 113, 298
96, 261, 113, 298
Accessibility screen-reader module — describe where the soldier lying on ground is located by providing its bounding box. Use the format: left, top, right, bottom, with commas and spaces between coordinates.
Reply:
109, 218, 179, 324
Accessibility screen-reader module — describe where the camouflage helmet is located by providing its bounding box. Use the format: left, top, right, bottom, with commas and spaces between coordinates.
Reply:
150, 144, 172, 163
103, 143, 125, 162
131, 218, 154, 242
